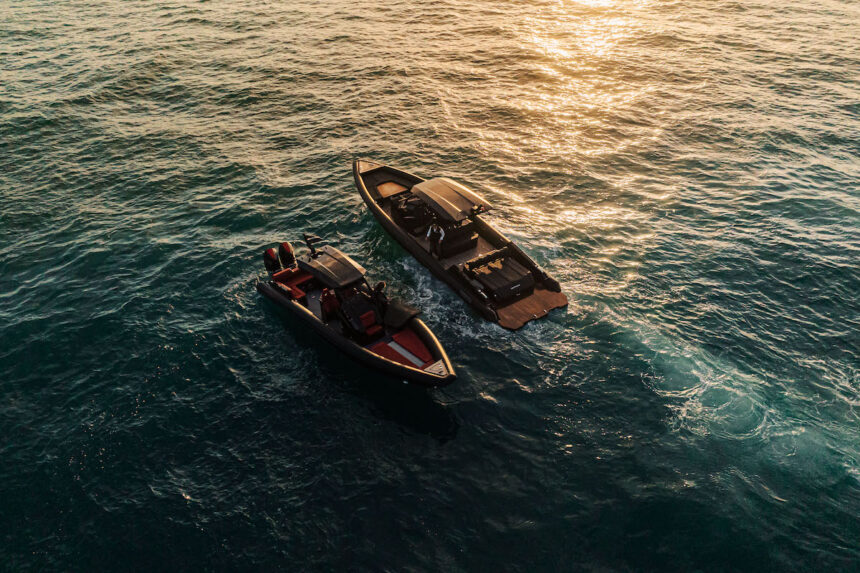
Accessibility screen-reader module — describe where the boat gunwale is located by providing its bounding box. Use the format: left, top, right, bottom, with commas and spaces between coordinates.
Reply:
257, 280, 456, 387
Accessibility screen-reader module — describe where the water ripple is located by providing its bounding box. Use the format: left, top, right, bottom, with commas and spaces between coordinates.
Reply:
1, 0, 859, 569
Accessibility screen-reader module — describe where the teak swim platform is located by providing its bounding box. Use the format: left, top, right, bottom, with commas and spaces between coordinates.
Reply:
353, 159, 568, 330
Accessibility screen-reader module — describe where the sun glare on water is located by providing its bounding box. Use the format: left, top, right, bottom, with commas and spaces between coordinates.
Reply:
466, 0, 664, 167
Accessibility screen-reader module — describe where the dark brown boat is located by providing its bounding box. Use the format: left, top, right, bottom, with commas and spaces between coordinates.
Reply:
353, 159, 567, 330
257, 234, 456, 387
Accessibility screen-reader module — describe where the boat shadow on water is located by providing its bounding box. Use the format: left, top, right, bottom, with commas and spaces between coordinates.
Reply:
260, 299, 459, 443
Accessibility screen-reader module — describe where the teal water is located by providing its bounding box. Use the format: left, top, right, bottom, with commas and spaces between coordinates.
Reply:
2, 0, 859, 569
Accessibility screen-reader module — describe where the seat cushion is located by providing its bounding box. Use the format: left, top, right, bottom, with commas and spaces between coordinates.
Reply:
273, 268, 312, 301
368, 341, 415, 367
393, 195, 434, 235
320, 288, 340, 316
392, 329, 432, 363
438, 223, 479, 257
287, 284, 306, 300
272, 267, 300, 282
360, 311, 383, 337
472, 257, 535, 303
340, 294, 383, 338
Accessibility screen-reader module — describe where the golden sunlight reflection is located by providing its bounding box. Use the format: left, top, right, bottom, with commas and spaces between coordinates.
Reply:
559, 205, 640, 228
466, 0, 665, 166
462, 0, 669, 301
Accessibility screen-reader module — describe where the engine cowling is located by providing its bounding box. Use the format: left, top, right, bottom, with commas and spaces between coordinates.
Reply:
263, 247, 282, 273
278, 241, 297, 268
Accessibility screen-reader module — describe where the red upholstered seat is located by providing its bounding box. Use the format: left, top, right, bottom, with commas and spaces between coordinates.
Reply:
360, 310, 383, 337
287, 285, 306, 300
320, 288, 340, 316
273, 268, 311, 301
369, 341, 414, 367
272, 267, 299, 283
392, 329, 432, 363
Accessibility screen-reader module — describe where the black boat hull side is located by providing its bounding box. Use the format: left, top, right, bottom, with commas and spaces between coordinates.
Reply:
352, 162, 499, 323
256, 281, 456, 387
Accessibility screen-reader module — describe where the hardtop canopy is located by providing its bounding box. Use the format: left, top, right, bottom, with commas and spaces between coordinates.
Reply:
412, 177, 492, 222
298, 245, 366, 288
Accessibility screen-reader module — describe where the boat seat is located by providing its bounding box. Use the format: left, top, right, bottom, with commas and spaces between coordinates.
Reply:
438, 221, 478, 258
339, 291, 384, 341
368, 341, 411, 366
464, 247, 508, 271
273, 268, 311, 301
382, 299, 421, 329
272, 267, 300, 283
392, 329, 432, 363
320, 288, 340, 320
360, 311, 383, 337
468, 254, 535, 304
287, 284, 306, 300
392, 194, 434, 236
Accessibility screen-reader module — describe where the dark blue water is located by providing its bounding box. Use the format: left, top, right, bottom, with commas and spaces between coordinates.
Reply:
2, 0, 858, 570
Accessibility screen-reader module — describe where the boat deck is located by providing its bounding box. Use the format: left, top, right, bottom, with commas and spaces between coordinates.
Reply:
495, 287, 568, 330
306, 288, 323, 319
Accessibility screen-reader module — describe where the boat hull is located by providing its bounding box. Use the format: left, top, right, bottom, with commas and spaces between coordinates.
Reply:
353, 159, 567, 330
257, 281, 456, 387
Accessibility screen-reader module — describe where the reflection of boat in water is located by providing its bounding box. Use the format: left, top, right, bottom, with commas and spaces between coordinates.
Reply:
353, 159, 568, 330
256, 234, 456, 387
350, 374, 460, 442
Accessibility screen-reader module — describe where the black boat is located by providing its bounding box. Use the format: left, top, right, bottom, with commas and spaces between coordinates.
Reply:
256, 235, 456, 387
353, 159, 568, 330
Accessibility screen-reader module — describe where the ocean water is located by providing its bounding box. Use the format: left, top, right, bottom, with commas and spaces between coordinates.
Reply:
1, 0, 858, 569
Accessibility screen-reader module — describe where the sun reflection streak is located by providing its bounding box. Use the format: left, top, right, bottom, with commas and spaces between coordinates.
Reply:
445, 0, 672, 310
458, 1, 668, 167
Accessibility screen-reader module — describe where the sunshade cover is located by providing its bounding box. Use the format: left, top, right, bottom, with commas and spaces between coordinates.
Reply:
412, 177, 492, 222
298, 245, 366, 288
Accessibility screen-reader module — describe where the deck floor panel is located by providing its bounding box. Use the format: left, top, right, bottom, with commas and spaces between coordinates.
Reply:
495, 287, 568, 330
377, 181, 409, 198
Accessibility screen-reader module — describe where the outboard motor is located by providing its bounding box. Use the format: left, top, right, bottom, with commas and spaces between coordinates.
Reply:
263, 247, 282, 274
278, 241, 297, 268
